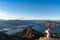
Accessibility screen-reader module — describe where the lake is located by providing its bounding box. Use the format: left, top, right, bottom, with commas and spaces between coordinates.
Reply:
4, 25, 60, 35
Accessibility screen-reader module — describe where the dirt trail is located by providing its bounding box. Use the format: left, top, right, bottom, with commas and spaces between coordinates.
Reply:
39, 37, 60, 40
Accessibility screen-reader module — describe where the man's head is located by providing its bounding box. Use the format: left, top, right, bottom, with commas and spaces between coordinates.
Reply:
48, 24, 51, 29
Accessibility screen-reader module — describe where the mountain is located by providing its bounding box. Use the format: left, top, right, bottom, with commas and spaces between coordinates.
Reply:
0, 19, 60, 33
0, 26, 60, 40
0, 27, 45, 40
42, 20, 60, 28
0, 20, 36, 29
0, 32, 11, 40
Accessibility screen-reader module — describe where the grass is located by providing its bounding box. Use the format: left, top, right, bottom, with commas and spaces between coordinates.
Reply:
51, 33, 60, 38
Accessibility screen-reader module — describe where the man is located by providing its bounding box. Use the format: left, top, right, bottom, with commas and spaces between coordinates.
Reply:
45, 24, 51, 38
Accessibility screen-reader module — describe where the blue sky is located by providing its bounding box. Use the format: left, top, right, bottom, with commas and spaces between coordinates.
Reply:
0, 0, 60, 20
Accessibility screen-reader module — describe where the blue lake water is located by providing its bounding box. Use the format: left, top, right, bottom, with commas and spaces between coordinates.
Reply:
5, 25, 60, 35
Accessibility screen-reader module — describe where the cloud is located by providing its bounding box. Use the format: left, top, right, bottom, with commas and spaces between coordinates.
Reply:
0, 10, 20, 20
0, 11, 7, 17
0, 10, 8, 19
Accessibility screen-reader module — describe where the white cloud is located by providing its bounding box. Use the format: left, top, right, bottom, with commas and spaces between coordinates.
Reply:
0, 12, 7, 17
0, 10, 8, 19
0, 10, 20, 20
0, 10, 15, 20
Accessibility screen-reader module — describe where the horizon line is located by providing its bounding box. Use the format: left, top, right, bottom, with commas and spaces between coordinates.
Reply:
0, 18, 60, 20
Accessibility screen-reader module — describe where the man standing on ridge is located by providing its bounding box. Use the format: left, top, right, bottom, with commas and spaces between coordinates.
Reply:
45, 24, 51, 38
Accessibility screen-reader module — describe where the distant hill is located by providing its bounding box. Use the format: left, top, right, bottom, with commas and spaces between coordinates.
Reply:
0, 19, 60, 28
0, 20, 37, 29
42, 20, 60, 28
0, 19, 60, 33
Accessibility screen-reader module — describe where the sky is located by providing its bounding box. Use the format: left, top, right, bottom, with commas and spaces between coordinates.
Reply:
0, 0, 60, 20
